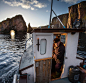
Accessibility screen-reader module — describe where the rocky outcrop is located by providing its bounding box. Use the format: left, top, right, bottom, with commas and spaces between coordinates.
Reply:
30, 1, 86, 30
39, 13, 68, 29
27, 23, 33, 33
67, 1, 86, 28
52, 1, 86, 29
52, 13, 68, 28
0, 15, 27, 34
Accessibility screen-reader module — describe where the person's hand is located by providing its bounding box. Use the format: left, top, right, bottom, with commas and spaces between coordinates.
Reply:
53, 54, 57, 61
56, 59, 61, 63
55, 48, 59, 55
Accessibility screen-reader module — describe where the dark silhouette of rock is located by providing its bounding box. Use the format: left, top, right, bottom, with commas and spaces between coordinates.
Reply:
27, 23, 33, 33
0, 15, 27, 34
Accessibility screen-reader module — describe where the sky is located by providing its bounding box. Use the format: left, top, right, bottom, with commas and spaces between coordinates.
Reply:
0, 0, 86, 27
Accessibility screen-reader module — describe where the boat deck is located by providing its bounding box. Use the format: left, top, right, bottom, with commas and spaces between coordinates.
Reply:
50, 77, 81, 83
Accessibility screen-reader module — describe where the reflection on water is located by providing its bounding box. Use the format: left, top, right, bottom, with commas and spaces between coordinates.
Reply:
10, 30, 15, 40
0, 33, 32, 83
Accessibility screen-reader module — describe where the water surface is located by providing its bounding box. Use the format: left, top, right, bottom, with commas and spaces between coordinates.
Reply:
0, 33, 32, 83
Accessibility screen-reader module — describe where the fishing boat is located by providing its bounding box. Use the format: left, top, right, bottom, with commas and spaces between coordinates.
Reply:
13, 28, 85, 83
13, 0, 85, 83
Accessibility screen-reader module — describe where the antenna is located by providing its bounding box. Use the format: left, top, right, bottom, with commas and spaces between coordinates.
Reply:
48, 0, 66, 28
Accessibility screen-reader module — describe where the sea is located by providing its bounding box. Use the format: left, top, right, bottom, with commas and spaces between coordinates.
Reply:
0, 32, 86, 83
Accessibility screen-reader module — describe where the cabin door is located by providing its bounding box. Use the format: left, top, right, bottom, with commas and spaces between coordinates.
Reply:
33, 33, 53, 82
33, 33, 53, 60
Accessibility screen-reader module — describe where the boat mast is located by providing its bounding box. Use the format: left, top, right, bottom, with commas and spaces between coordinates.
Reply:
49, 0, 53, 28
49, 0, 66, 28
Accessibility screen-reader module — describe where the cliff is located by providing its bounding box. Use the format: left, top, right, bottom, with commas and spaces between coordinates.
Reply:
52, 13, 68, 28
0, 15, 27, 34
67, 1, 86, 29
52, 1, 86, 29
37, 13, 68, 29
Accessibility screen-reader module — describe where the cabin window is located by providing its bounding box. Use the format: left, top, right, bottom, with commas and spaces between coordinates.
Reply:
40, 39, 47, 55
61, 35, 65, 44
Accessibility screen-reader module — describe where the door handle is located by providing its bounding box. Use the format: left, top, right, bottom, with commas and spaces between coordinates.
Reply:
36, 38, 40, 51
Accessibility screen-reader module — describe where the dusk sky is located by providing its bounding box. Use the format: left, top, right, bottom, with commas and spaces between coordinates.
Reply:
0, 0, 85, 27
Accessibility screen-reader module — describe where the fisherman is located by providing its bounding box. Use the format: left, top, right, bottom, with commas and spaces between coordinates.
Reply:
52, 38, 65, 77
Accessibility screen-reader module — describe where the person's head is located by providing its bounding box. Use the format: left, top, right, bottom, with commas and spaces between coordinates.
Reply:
54, 38, 60, 47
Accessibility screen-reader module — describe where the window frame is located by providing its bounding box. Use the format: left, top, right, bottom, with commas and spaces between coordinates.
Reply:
40, 39, 47, 55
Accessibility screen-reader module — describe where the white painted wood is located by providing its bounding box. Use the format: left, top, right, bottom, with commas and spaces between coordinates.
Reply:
32, 33, 36, 82
19, 45, 33, 70
61, 32, 83, 78
21, 66, 34, 83
33, 33, 53, 60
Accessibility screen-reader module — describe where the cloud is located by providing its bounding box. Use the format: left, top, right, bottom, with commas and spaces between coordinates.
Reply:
61, 0, 79, 4
34, 3, 47, 8
31, 7, 35, 10
3, 0, 47, 10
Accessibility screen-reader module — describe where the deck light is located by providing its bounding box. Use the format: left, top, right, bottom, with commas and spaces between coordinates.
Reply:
73, 19, 82, 29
